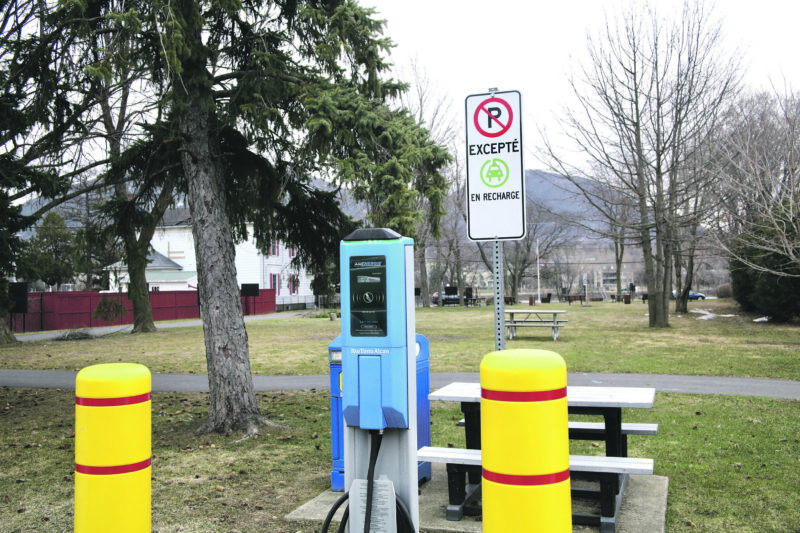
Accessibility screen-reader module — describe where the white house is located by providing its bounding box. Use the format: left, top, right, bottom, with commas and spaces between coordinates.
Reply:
107, 250, 197, 292
109, 208, 317, 310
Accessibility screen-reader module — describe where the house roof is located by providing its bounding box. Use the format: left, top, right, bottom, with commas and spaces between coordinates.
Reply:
106, 250, 184, 272
148, 251, 184, 270
159, 207, 192, 227
145, 271, 197, 283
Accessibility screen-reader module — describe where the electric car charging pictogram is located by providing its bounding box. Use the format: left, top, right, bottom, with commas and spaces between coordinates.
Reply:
481, 158, 510, 188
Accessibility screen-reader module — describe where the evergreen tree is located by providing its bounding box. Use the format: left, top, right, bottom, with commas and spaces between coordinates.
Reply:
3, 0, 450, 429
142, 0, 448, 434
731, 212, 800, 322
0, 0, 82, 342
16, 211, 76, 289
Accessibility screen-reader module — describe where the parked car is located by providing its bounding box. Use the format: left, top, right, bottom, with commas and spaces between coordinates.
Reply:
431, 292, 460, 305
672, 290, 706, 300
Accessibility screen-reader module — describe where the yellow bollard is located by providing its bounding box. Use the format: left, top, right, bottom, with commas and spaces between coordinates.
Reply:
481, 349, 571, 532
74, 363, 151, 533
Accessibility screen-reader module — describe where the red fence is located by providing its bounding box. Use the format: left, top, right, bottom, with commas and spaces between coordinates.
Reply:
5, 289, 277, 333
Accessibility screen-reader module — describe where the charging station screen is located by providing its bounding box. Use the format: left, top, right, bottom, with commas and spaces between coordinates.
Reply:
350, 255, 387, 337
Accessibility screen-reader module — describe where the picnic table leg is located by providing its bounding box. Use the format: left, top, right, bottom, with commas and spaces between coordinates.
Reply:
602, 408, 624, 497
603, 408, 624, 457
552, 314, 559, 341
445, 463, 467, 519
442, 402, 483, 520
461, 402, 482, 485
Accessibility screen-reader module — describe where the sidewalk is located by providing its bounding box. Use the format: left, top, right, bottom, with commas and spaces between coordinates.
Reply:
11, 312, 297, 342
2, 368, 799, 399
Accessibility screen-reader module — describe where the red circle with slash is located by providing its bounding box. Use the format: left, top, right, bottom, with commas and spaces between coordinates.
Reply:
473, 97, 514, 138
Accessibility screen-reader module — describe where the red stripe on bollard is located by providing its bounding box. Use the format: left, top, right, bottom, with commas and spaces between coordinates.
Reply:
483, 467, 570, 486
76, 458, 152, 476
76, 393, 151, 407
481, 387, 566, 402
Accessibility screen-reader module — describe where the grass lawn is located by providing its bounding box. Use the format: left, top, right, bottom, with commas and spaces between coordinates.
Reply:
1, 298, 799, 531
5, 299, 800, 380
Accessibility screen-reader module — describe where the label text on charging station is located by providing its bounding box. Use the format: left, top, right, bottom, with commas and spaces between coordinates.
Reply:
350, 347, 390, 355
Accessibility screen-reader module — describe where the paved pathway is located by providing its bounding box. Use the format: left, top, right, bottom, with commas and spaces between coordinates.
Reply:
6, 313, 800, 399
11, 312, 298, 342
2, 368, 799, 399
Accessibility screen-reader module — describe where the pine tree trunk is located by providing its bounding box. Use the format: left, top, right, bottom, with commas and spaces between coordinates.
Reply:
123, 234, 157, 333
0, 318, 16, 344
121, 179, 178, 334
180, 98, 265, 435
416, 243, 430, 307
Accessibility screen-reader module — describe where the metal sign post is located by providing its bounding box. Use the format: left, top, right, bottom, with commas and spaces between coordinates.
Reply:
493, 239, 505, 351
465, 88, 525, 351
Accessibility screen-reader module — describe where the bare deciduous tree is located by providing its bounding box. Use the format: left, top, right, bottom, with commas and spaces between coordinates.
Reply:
398, 59, 457, 305
544, 1, 738, 327
475, 200, 572, 302
713, 90, 800, 275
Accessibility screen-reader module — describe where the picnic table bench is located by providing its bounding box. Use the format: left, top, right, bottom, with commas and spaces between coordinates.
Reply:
425, 382, 657, 532
417, 447, 654, 530
505, 310, 567, 341
563, 294, 585, 305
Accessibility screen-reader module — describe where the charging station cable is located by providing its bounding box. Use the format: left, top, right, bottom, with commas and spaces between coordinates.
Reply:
321, 430, 416, 533
321, 491, 349, 533
363, 430, 383, 533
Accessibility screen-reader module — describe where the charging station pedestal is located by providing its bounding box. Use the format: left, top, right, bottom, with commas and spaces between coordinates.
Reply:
340, 228, 419, 532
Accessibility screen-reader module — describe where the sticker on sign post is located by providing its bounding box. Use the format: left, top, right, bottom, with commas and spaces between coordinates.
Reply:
465, 90, 526, 241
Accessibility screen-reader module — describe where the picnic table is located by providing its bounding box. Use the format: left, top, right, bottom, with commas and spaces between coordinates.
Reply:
563, 294, 585, 305
505, 310, 567, 341
421, 382, 657, 531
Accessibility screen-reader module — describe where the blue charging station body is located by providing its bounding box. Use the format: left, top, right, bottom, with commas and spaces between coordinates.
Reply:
340, 233, 414, 430
339, 228, 420, 531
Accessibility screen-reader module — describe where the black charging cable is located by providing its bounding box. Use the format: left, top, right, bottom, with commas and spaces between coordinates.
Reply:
321, 492, 349, 533
321, 429, 416, 533
363, 430, 383, 533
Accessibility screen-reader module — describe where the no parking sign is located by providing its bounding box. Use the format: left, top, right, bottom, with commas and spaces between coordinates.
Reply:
465, 90, 526, 241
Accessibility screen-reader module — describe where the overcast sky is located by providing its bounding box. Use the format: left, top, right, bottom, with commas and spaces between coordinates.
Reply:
366, 0, 800, 168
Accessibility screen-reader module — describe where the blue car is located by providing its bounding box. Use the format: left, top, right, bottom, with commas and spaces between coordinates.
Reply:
672, 290, 706, 300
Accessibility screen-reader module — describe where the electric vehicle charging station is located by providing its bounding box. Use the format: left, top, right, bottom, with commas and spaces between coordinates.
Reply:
334, 228, 419, 532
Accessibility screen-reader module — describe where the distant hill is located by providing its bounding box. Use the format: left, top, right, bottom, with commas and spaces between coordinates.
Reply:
526, 169, 594, 210
18, 170, 605, 241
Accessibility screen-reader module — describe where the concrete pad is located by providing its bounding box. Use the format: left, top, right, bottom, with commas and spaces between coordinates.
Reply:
286, 463, 668, 532
616, 474, 669, 533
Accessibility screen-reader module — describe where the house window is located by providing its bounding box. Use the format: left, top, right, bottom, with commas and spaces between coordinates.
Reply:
270, 241, 280, 257
288, 274, 300, 295
270, 273, 280, 295
167, 242, 185, 259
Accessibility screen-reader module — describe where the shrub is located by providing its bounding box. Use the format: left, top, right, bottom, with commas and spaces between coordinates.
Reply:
93, 295, 129, 323
716, 282, 733, 299
731, 251, 800, 323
